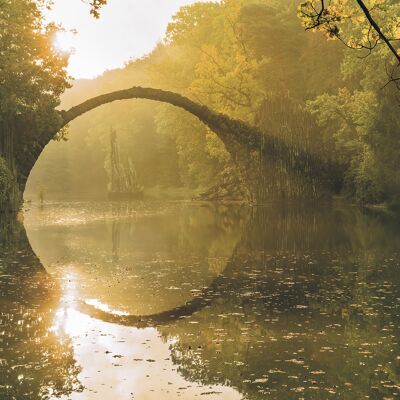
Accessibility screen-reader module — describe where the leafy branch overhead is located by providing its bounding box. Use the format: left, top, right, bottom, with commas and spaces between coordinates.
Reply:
298, 0, 400, 87
87, 0, 107, 18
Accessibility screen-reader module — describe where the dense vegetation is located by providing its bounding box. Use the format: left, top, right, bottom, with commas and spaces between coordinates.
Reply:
0, 0, 70, 209
1, 0, 399, 208
25, 0, 399, 207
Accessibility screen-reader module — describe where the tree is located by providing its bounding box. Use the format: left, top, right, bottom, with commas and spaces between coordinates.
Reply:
0, 0, 70, 120
299, 0, 400, 88
299, 0, 400, 206
0, 0, 70, 210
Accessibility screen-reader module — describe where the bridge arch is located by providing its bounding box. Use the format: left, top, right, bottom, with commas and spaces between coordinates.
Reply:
17, 86, 337, 211
57, 87, 337, 202
60, 86, 261, 149
57, 86, 263, 201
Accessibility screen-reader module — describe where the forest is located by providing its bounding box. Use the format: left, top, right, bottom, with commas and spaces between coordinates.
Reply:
5, 0, 396, 208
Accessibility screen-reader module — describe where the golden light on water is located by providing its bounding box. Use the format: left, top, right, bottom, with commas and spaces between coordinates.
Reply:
46, 268, 241, 400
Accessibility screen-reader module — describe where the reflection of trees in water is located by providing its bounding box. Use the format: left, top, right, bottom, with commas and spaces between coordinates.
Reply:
110, 202, 139, 263
0, 217, 82, 399
2, 206, 400, 399
77, 203, 250, 324
176, 204, 249, 271
108, 202, 248, 258
111, 218, 121, 263
159, 206, 400, 400
0, 202, 250, 398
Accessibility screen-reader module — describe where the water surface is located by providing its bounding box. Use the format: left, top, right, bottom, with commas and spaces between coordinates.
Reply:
1, 201, 400, 399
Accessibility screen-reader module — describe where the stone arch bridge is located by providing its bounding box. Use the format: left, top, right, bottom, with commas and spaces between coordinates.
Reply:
13, 86, 338, 209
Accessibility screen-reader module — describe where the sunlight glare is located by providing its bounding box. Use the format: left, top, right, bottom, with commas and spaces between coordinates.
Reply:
53, 30, 75, 54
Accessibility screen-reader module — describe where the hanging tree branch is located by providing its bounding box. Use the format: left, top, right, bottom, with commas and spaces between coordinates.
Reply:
355, 0, 400, 64
299, 0, 400, 90
299, 0, 400, 64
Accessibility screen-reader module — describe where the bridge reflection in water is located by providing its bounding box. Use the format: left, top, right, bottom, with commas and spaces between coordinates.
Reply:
1, 202, 400, 399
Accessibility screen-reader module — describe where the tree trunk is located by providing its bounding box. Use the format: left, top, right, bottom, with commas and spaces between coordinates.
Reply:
0, 117, 23, 213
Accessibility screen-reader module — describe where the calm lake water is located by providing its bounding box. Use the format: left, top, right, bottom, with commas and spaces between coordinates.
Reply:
1, 201, 400, 399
